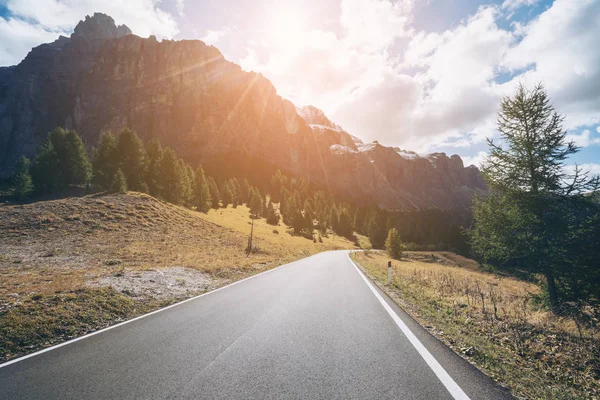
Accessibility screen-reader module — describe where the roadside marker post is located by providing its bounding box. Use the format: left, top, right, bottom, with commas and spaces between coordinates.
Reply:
388, 260, 392, 284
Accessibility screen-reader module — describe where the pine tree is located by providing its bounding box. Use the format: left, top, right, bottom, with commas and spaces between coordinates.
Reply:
31, 128, 91, 193
181, 161, 195, 205
249, 187, 264, 217
117, 128, 147, 192
470, 83, 600, 312
92, 132, 118, 190
12, 156, 34, 199
265, 201, 279, 225
385, 228, 403, 260
228, 178, 240, 207
220, 181, 233, 208
241, 178, 251, 204
208, 176, 220, 209
111, 169, 127, 193
270, 170, 284, 202
145, 139, 163, 197
232, 178, 243, 205
63, 129, 91, 185
337, 207, 353, 237
159, 148, 185, 204
353, 208, 365, 234
30, 137, 58, 194
194, 166, 211, 213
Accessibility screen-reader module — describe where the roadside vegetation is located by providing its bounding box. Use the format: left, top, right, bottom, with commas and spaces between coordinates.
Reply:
352, 251, 599, 399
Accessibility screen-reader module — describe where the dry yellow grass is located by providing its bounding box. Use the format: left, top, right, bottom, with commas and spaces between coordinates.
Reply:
0, 192, 363, 361
352, 251, 599, 400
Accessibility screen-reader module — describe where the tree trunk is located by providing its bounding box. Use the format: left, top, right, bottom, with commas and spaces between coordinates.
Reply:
545, 270, 560, 313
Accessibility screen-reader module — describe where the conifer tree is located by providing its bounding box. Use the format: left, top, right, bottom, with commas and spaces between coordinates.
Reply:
249, 187, 264, 217
265, 201, 279, 225
30, 138, 58, 194
31, 128, 90, 193
241, 178, 251, 204
208, 176, 220, 209
232, 178, 243, 206
470, 83, 600, 312
385, 228, 403, 260
12, 156, 34, 199
194, 166, 211, 213
112, 169, 127, 193
117, 128, 147, 192
145, 139, 163, 197
220, 181, 233, 208
159, 148, 185, 204
92, 132, 118, 190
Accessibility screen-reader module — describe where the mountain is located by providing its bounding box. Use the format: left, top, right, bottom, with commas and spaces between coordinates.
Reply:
0, 13, 485, 210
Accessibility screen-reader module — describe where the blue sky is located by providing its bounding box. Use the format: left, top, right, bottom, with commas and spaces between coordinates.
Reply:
0, 0, 598, 173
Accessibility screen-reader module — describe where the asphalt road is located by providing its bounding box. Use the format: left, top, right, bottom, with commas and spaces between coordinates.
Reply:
0, 251, 514, 399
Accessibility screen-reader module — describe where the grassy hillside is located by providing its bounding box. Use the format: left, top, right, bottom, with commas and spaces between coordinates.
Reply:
0, 192, 363, 362
352, 251, 599, 400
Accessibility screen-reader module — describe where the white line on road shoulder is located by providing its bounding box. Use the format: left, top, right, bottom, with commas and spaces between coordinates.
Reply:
347, 253, 471, 400
0, 255, 309, 369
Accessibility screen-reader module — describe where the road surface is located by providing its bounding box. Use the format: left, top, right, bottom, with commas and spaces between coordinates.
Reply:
0, 251, 513, 399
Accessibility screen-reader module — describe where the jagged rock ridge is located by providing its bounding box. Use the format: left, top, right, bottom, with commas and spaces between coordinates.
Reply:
0, 13, 485, 210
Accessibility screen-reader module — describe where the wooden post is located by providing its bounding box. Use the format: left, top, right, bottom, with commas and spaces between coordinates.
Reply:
247, 218, 254, 256
387, 261, 392, 284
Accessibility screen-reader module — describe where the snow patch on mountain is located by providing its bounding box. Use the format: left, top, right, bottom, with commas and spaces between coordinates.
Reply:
329, 144, 357, 155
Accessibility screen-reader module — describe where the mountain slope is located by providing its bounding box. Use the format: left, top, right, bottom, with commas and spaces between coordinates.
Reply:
0, 13, 485, 210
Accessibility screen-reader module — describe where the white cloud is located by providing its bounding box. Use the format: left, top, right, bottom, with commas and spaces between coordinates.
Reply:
462, 151, 489, 168
176, 0, 185, 18
0, 0, 179, 66
565, 129, 600, 147
565, 163, 600, 178
501, 0, 541, 12
0, 17, 58, 66
201, 27, 231, 46
501, 0, 600, 130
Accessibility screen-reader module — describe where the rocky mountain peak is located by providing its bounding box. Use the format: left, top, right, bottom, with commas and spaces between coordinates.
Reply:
297, 105, 342, 131
72, 13, 131, 42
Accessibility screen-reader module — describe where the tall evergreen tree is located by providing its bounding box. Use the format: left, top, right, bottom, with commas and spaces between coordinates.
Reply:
208, 176, 220, 209
31, 128, 90, 193
111, 169, 127, 193
241, 178, 251, 204
30, 138, 58, 194
265, 201, 279, 225
92, 132, 118, 190
470, 83, 600, 312
158, 148, 185, 204
220, 181, 233, 208
117, 128, 147, 192
231, 178, 243, 206
145, 139, 163, 197
12, 156, 34, 199
249, 187, 264, 217
194, 166, 211, 213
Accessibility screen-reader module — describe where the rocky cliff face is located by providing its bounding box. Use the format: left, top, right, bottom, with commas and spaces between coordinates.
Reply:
0, 13, 485, 210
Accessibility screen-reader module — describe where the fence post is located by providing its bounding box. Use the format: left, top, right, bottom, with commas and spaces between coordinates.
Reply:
388, 260, 392, 284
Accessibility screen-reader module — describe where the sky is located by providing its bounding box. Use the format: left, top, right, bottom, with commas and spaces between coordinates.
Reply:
1, 0, 599, 173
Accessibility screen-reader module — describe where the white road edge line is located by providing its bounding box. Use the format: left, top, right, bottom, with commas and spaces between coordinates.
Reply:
0, 255, 309, 369
347, 253, 471, 400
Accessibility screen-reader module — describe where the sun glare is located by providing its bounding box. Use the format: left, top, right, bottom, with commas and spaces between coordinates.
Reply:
266, 5, 309, 47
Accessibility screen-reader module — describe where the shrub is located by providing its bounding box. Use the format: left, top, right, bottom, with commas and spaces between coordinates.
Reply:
385, 228, 403, 260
